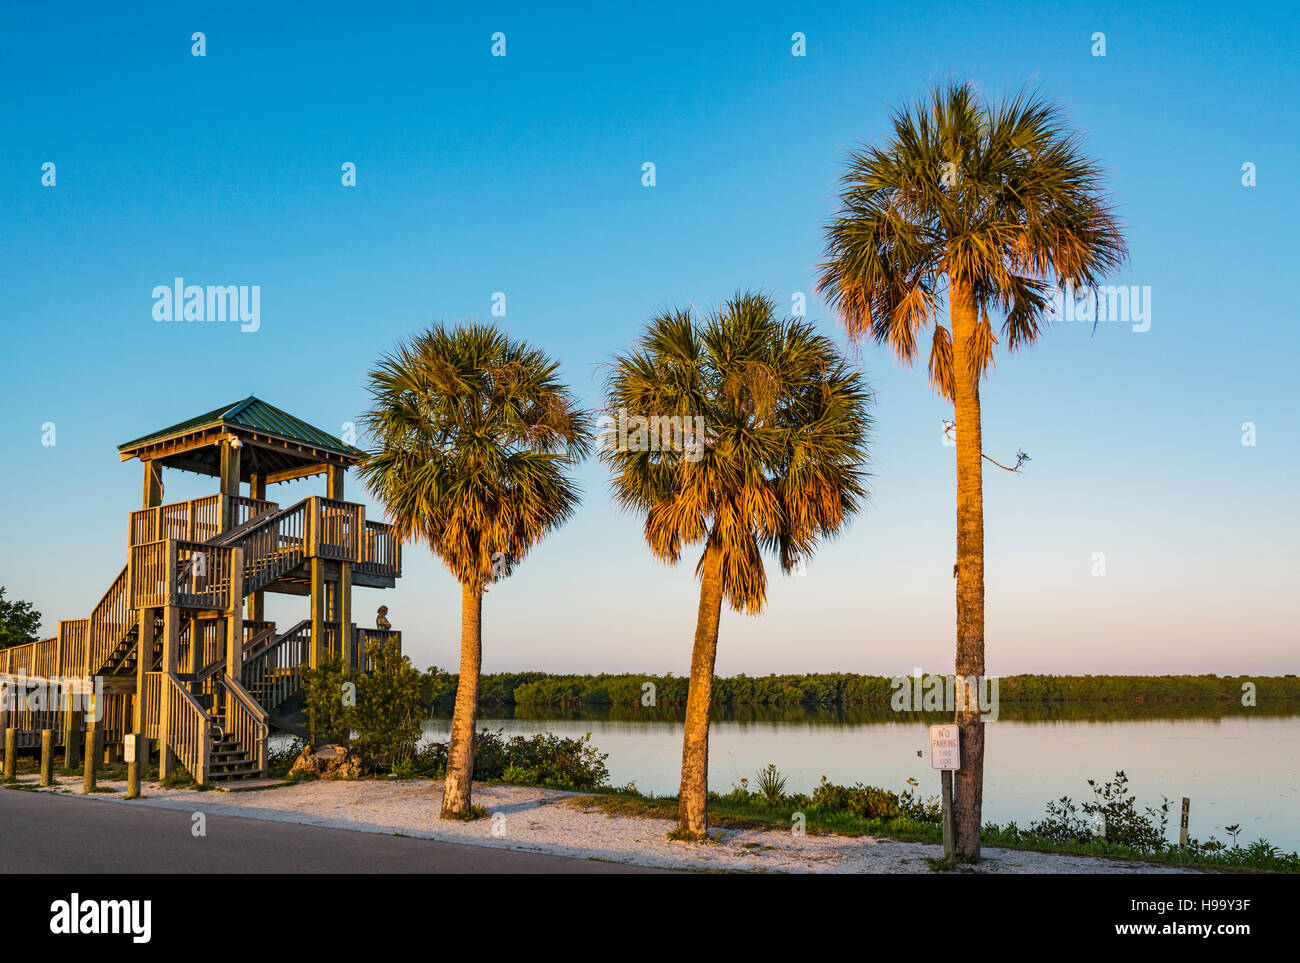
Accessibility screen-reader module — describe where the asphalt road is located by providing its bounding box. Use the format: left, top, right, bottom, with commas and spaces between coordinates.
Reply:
0, 787, 669, 873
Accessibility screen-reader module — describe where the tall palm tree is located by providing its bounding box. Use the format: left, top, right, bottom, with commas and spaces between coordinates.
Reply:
359, 323, 590, 818
602, 291, 871, 839
818, 82, 1127, 857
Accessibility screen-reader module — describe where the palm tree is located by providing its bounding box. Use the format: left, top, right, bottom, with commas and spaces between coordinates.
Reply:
358, 323, 590, 818
602, 291, 871, 839
818, 82, 1127, 857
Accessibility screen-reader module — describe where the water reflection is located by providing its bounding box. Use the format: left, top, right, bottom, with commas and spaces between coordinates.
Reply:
458, 701, 1300, 726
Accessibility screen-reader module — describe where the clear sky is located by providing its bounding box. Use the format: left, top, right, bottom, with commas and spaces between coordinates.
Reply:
2, 2, 1296, 676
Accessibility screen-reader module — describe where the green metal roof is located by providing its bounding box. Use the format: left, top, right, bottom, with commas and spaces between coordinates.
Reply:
118, 396, 363, 458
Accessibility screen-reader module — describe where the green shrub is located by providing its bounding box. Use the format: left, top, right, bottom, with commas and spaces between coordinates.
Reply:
352, 639, 448, 770
812, 777, 904, 820
420, 729, 610, 791
301, 649, 449, 772
300, 657, 354, 746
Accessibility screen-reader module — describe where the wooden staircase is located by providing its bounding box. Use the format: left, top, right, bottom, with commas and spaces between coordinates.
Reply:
1, 488, 402, 777
206, 718, 262, 783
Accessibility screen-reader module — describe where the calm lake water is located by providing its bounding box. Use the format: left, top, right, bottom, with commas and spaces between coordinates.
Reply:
421, 706, 1300, 850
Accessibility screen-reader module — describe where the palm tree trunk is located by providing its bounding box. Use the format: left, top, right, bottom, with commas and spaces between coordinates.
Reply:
440, 581, 483, 818
948, 278, 986, 859
677, 542, 724, 839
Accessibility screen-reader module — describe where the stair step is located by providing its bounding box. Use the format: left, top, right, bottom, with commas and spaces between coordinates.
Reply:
211, 761, 256, 770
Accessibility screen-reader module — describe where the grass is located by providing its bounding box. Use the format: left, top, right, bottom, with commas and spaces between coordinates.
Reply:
572, 791, 945, 843
158, 769, 214, 792
567, 790, 1296, 873
444, 804, 490, 821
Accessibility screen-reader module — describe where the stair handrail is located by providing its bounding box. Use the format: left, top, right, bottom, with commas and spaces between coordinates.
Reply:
165, 672, 210, 784
223, 498, 311, 594
240, 622, 281, 663
89, 566, 136, 676
241, 620, 311, 713
221, 675, 269, 776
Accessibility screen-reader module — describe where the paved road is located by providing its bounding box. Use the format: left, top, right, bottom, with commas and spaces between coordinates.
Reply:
0, 788, 668, 873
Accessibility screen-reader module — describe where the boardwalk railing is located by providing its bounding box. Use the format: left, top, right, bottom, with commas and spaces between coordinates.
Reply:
357, 520, 401, 578
312, 498, 363, 561
58, 620, 89, 677
129, 495, 277, 546
130, 541, 234, 610
0, 637, 58, 677
142, 672, 163, 739
353, 628, 402, 672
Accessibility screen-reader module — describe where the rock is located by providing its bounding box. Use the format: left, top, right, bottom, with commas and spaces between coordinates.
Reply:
288, 743, 365, 780
314, 744, 346, 763
329, 752, 365, 780
287, 745, 319, 778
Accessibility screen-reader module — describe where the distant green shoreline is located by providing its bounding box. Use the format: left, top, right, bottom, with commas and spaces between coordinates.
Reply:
437, 672, 1299, 709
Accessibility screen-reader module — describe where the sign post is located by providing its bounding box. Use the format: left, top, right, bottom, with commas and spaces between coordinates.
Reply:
930, 725, 960, 862
1180, 797, 1190, 850
125, 733, 139, 799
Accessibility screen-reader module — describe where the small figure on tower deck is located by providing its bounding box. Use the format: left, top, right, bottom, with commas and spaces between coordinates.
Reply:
376, 605, 391, 631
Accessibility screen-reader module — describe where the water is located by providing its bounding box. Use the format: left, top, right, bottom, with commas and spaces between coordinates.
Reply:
421, 706, 1300, 850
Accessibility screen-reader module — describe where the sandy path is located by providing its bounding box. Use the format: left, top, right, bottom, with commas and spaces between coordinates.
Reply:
23, 775, 1200, 874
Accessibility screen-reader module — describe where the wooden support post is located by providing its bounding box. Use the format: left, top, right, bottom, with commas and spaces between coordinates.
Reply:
142, 459, 163, 509
228, 547, 245, 679
196, 726, 210, 786
1180, 797, 1190, 850
340, 561, 353, 671
187, 617, 200, 674
248, 473, 266, 622
158, 602, 180, 779
134, 606, 153, 786
3, 728, 15, 782
219, 438, 242, 532
327, 464, 345, 500
63, 700, 81, 771
82, 728, 99, 793
941, 769, 955, 862
135, 608, 153, 730
310, 558, 325, 669
40, 730, 54, 786
126, 733, 141, 799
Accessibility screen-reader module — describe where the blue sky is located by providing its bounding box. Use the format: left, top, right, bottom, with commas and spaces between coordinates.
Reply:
2, 1, 1296, 675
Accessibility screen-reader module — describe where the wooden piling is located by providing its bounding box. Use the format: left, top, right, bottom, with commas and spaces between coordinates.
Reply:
40, 730, 54, 786
82, 729, 98, 792
3, 727, 15, 782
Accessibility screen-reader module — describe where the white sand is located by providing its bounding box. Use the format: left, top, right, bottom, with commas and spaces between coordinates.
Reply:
28, 775, 1200, 873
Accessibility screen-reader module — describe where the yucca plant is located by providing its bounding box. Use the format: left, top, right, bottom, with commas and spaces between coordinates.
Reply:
602, 291, 871, 839
754, 763, 788, 805
819, 81, 1127, 857
359, 323, 590, 817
